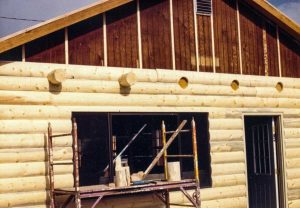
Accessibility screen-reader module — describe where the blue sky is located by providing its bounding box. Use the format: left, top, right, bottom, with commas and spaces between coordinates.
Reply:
0, 0, 299, 38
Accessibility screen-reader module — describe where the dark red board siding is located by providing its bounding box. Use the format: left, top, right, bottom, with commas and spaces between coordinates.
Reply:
68, 15, 104, 66
140, 0, 172, 69
26, 30, 65, 64
239, 2, 265, 76
197, 15, 213, 72
0, 46, 22, 61
106, 2, 138, 68
213, 0, 240, 74
280, 30, 300, 78
173, 0, 196, 71
265, 22, 279, 77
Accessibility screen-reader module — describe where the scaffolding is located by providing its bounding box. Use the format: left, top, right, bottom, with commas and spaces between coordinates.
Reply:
47, 118, 200, 208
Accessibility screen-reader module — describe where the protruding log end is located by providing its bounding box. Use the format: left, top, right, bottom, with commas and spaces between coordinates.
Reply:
118, 72, 137, 87
47, 69, 67, 85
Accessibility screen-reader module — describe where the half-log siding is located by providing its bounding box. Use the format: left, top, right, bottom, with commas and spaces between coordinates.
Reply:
1, 61, 300, 207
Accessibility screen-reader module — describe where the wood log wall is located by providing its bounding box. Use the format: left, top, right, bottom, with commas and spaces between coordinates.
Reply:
1, 61, 300, 207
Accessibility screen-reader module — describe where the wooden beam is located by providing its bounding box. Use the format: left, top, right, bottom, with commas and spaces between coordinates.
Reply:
193, 0, 200, 72
137, 0, 143, 69
64, 28, 69, 65
0, 0, 133, 53
236, 0, 243, 75
103, 13, 108, 67
210, 4, 216, 73
21, 45, 25, 62
276, 25, 282, 77
169, 0, 176, 70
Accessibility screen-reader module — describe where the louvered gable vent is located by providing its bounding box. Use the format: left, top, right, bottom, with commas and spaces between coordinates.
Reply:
196, 0, 212, 15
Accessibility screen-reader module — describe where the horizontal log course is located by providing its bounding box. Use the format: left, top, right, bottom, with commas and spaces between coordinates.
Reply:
285, 139, 300, 148
287, 168, 300, 179
1, 90, 300, 110
211, 163, 245, 176
212, 174, 246, 187
2, 61, 300, 89
210, 141, 244, 153
200, 185, 246, 201
284, 128, 300, 138
211, 151, 245, 164
209, 119, 243, 130
288, 189, 300, 200
0, 174, 73, 193
2, 76, 300, 101
0, 161, 72, 178
0, 105, 71, 119
286, 158, 300, 169
288, 199, 300, 208
288, 178, 300, 190
0, 148, 72, 163
209, 130, 244, 141
0, 134, 72, 149
284, 119, 300, 128
201, 196, 247, 208
209, 111, 242, 119
0, 190, 48, 207
0, 119, 71, 133
286, 148, 300, 159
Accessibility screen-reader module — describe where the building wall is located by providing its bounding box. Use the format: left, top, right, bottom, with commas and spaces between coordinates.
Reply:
1, 0, 299, 78
0, 61, 300, 207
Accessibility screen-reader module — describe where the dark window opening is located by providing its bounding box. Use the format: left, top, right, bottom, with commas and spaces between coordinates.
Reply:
73, 112, 211, 188
196, 0, 212, 15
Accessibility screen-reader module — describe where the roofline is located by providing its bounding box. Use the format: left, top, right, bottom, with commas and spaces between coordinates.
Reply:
0, 0, 132, 53
0, 0, 299, 54
245, 0, 300, 40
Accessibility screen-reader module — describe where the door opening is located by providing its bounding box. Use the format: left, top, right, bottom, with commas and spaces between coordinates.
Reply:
244, 116, 284, 208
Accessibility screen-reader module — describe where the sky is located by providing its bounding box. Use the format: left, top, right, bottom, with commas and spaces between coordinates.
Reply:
0, 0, 299, 38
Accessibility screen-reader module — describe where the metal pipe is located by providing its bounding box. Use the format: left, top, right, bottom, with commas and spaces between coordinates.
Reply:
162, 121, 168, 180
72, 118, 81, 208
47, 123, 55, 208
103, 124, 147, 172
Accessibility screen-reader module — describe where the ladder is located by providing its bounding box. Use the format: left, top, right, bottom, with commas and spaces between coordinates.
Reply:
161, 119, 200, 207
47, 118, 81, 208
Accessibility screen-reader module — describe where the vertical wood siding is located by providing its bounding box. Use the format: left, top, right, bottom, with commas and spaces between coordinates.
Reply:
213, 0, 240, 74
265, 22, 280, 77
239, 2, 265, 76
25, 30, 65, 64
68, 15, 104, 66
106, 2, 138, 68
173, 0, 197, 71
0, 46, 22, 61
279, 30, 300, 78
140, 0, 172, 69
197, 15, 213, 72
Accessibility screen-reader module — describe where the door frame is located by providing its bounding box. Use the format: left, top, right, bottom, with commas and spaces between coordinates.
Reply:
242, 113, 287, 208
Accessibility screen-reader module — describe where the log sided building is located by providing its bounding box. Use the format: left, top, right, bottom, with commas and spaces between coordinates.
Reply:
0, 0, 300, 207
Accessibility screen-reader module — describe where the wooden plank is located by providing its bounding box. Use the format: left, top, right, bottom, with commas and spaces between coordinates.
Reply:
106, 1, 138, 68
0, 0, 133, 53
25, 30, 65, 64
140, 0, 172, 69
68, 15, 104, 66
